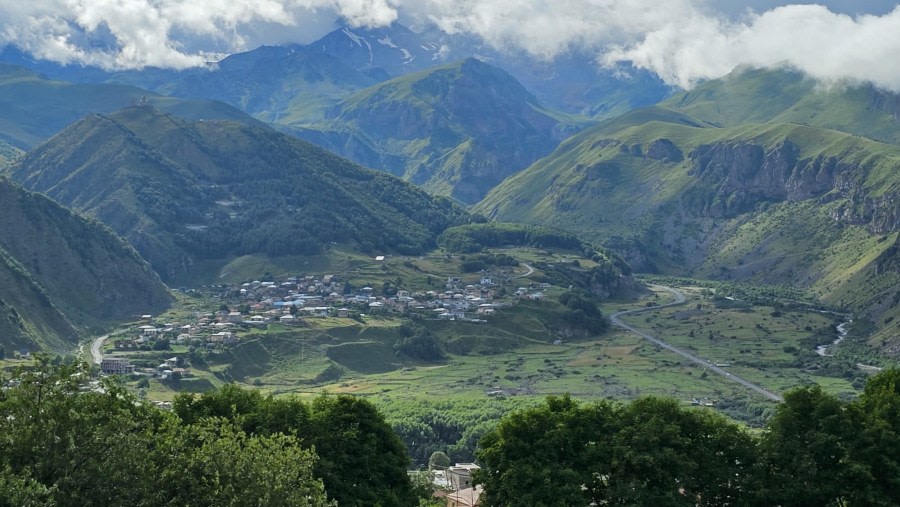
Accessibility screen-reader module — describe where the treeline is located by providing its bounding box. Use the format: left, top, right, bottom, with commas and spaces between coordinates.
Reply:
477, 369, 900, 506
0, 359, 416, 506
436, 223, 583, 253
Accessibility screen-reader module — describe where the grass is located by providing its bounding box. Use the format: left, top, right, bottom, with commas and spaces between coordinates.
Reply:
113, 243, 880, 425
142, 286, 868, 425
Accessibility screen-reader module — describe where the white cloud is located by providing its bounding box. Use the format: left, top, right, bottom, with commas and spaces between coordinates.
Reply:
604, 4, 900, 91
0, 0, 401, 69
1, 0, 899, 92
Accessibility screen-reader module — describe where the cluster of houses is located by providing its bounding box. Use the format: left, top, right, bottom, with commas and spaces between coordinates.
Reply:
225, 274, 515, 324
98, 268, 555, 377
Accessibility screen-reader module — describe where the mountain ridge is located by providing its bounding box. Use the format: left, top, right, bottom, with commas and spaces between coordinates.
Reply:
294, 57, 581, 203
10, 106, 477, 282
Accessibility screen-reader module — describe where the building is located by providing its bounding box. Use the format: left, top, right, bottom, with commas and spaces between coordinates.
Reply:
447, 486, 481, 507
447, 463, 480, 491
100, 357, 135, 375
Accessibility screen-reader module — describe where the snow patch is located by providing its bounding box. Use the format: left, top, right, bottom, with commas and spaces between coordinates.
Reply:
377, 36, 398, 48
342, 28, 365, 47
341, 27, 373, 65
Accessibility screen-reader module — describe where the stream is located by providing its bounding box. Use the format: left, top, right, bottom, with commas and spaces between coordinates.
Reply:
815, 320, 851, 357
814, 319, 885, 372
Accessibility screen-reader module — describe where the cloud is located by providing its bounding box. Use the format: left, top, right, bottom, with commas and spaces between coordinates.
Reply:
603, 4, 900, 91
0, 0, 401, 69
1, 0, 899, 92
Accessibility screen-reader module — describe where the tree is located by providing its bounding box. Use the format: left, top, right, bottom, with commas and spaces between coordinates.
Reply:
476, 395, 759, 506
428, 451, 451, 470
760, 385, 858, 507
174, 386, 416, 506
846, 368, 900, 505
165, 419, 332, 506
0, 344, 5, 360
476, 395, 619, 506
308, 395, 416, 506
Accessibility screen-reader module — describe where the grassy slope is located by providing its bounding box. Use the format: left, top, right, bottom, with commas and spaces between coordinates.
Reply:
664, 66, 900, 145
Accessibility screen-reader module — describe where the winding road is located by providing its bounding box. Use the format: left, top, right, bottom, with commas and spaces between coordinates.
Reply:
610, 285, 783, 403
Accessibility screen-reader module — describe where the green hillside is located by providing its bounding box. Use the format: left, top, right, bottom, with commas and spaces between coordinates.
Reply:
664, 66, 900, 145
293, 58, 588, 204
9, 106, 476, 282
0, 177, 171, 353
0, 64, 259, 149
476, 100, 900, 351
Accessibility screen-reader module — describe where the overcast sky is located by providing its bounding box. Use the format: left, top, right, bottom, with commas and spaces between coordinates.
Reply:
1, 1, 898, 90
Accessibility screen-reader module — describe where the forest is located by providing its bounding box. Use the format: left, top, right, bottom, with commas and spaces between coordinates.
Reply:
4, 359, 900, 506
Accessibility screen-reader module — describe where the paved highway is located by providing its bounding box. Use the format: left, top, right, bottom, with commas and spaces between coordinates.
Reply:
610, 285, 783, 403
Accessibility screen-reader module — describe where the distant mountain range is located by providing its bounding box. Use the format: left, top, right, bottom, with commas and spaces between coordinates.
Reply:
0, 64, 259, 149
9, 106, 475, 282
0, 24, 668, 203
0, 177, 171, 353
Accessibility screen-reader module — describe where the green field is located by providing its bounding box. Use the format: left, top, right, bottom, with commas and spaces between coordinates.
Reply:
119, 263, 883, 423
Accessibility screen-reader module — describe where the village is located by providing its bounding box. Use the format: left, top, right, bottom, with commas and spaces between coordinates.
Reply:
99, 259, 554, 380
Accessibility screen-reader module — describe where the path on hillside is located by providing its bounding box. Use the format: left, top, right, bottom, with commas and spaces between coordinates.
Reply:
610, 285, 783, 403
90, 335, 108, 365
512, 263, 534, 279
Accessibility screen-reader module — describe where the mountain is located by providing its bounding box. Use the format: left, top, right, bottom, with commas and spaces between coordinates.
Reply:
0, 64, 259, 149
293, 58, 581, 204
663, 66, 900, 145
9, 106, 475, 282
155, 45, 379, 123
2, 24, 671, 121
476, 77, 900, 348
311, 23, 447, 77
0, 177, 171, 353
305, 24, 671, 118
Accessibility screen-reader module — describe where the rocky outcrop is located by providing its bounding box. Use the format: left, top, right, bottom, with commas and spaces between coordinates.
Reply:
646, 138, 683, 162
832, 190, 900, 234
687, 141, 843, 217
684, 139, 900, 233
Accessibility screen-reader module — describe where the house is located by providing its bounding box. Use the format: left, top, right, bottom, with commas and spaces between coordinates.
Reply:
138, 325, 159, 336
301, 307, 330, 317
480, 276, 493, 286
227, 311, 243, 323
447, 486, 481, 507
100, 357, 135, 375
337, 308, 351, 318
447, 463, 480, 491
279, 314, 296, 323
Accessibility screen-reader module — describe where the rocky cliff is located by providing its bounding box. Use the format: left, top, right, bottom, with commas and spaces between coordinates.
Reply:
686, 140, 900, 234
